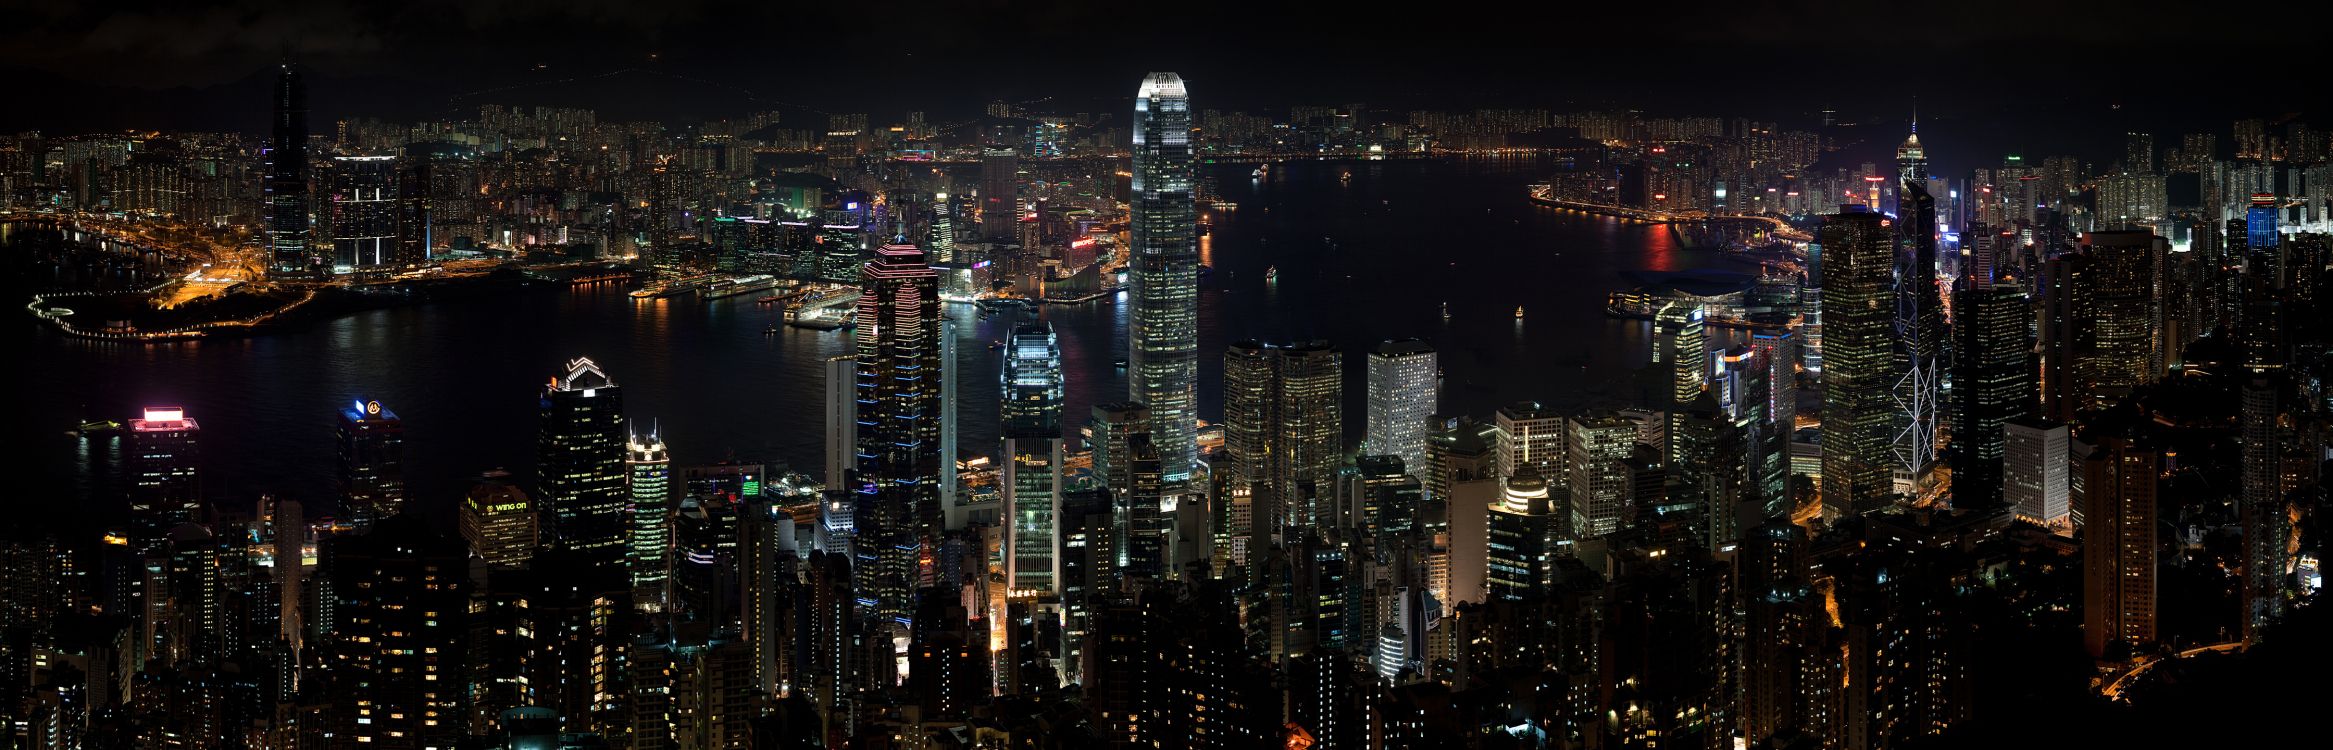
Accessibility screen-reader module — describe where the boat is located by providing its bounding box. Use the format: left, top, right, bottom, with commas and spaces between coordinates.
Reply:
702, 275, 780, 300
1340, 170, 1352, 182
1112, 357, 1129, 368
755, 295, 779, 305
1515, 305, 1525, 320
1266, 266, 1279, 283
1441, 301, 1450, 322
1252, 165, 1268, 179
764, 325, 779, 335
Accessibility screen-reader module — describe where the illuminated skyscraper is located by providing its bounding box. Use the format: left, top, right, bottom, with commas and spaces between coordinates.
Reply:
335, 399, 405, 530
2043, 231, 2165, 418
322, 515, 470, 749
461, 471, 537, 570
1365, 339, 1438, 480
1653, 301, 1708, 466
127, 406, 201, 550
1566, 411, 1637, 539
2081, 439, 2158, 658
1129, 72, 1200, 486
1220, 340, 1343, 527
1494, 401, 1565, 484
2002, 420, 2070, 529
1003, 321, 1064, 596
538, 357, 628, 580
2240, 376, 2289, 643
1896, 117, 1927, 185
1894, 181, 1944, 483
326, 155, 397, 272
1818, 207, 1900, 518
265, 65, 310, 276
1486, 469, 1559, 600
855, 244, 942, 622
980, 148, 1019, 243
626, 429, 673, 613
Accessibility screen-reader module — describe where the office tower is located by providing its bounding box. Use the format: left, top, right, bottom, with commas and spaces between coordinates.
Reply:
127, 406, 201, 550
2081, 440, 2159, 659
979, 148, 1019, 243
538, 357, 628, 580
265, 65, 310, 275
326, 155, 397, 272
1485, 469, 1559, 600
509, 549, 622, 734
673, 494, 740, 623
335, 399, 405, 530
461, 471, 537, 570
1896, 117, 1927, 185
855, 244, 942, 623
1894, 181, 1943, 482
1221, 340, 1343, 527
736, 495, 797, 699
824, 355, 856, 492
1221, 339, 1272, 500
1601, 549, 1733, 750
1129, 72, 1200, 486
1950, 283, 2034, 510
2043, 231, 2166, 419
1494, 401, 1566, 483
321, 515, 470, 750
1818, 207, 1900, 518
1710, 345, 1774, 532
628, 626, 755, 748
1654, 301, 1710, 466
941, 314, 962, 530
928, 193, 955, 259
2002, 420, 2071, 529
395, 150, 433, 265
2239, 376, 2288, 642
1003, 321, 1064, 596
1365, 339, 1438, 478
626, 429, 672, 613
1567, 410, 1638, 539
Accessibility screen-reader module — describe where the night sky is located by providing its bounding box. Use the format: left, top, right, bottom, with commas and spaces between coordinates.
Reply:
2, 0, 2318, 171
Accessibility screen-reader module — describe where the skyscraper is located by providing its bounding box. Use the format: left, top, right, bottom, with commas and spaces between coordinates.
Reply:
855, 244, 942, 622
1129, 72, 1200, 486
127, 406, 201, 550
1653, 301, 1708, 466
1950, 284, 2035, 509
1566, 411, 1637, 539
2002, 420, 2071, 529
461, 471, 537, 570
538, 357, 628, 580
1220, 340, 1343, 527
2044, 231, 2166, 418
1003, 321, 1064, 597
626, 429, 673, 613
321, 515, 470, 749
1894, 181, 1944, 483
2081, 439, 2158, 658
1494, 401, 1565, 484
980, 148, 1019, 243
1818, 207, 1900, 518
265, 65, 310, 276
1486, 469, 1559, 600
335, 399, 405, 530
326, 155, 398, 272
1365, 339, 1437, 480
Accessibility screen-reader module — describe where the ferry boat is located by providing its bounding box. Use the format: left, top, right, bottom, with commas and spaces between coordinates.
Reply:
1514, 305, 1526, 320
701, 275, 780, 300
1265, 266, 1279, 283
1441, 302, 1451, 322
1252, 165, 1268, 179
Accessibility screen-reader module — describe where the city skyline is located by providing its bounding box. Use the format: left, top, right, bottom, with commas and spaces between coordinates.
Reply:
7, 18, 2332, 749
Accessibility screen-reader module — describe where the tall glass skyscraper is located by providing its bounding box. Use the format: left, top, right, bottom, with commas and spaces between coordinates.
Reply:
1818, 207, 1900, 518
1366, 339, 1438, 482
266, 65, 311, 276
856, 244, 942, 625
1129, 72, 1199, 486
538, 357, 629, 581
1003, 321, 1063, 596
336, 399, 406, 530
626, 428, 672, 613
327, 155, 398, 273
